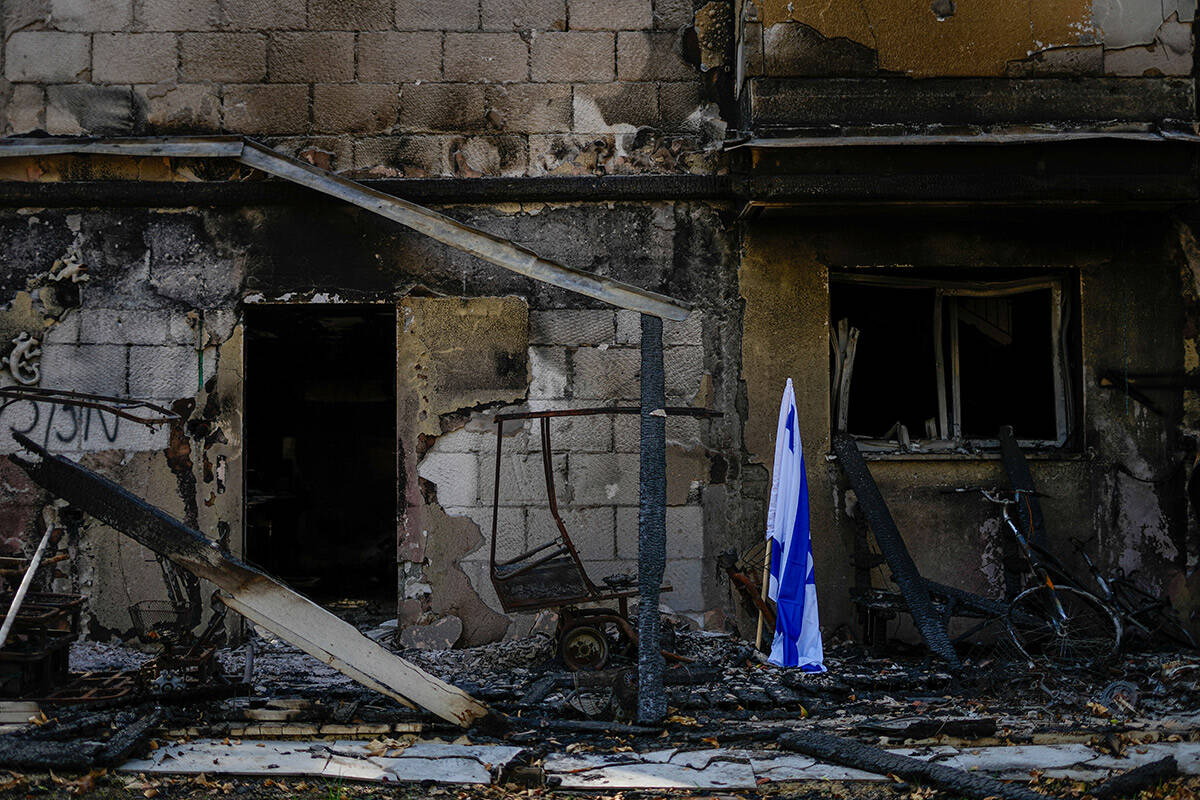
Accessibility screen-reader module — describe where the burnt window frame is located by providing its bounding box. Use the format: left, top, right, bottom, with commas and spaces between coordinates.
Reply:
830, 271, 1076, 454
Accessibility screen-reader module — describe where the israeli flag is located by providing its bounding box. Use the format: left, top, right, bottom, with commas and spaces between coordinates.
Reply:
766, 379, 825, 671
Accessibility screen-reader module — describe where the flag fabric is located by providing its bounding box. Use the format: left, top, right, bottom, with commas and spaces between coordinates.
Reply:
765, 378, 825, 671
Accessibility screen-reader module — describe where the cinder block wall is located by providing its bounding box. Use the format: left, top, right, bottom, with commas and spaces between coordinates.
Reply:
1, 0, 720, 176
419, 308, 710, 618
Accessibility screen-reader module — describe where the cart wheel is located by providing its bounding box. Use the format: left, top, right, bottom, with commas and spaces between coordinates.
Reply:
560, 624, 609, 671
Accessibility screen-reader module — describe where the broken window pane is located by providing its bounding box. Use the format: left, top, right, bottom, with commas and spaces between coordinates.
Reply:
831, 273, 1071, 449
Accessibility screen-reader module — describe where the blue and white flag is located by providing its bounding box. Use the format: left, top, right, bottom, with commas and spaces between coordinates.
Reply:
766, 378, 825, 671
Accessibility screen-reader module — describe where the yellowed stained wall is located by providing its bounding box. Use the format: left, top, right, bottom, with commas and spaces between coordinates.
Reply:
757, 0, 1174, 77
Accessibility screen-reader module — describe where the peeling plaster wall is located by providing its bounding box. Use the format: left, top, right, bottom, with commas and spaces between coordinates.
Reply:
0, 197, 743, 646
740, 213, 1192, 642
747, 0, 1195, 78
0, 208, 243, 640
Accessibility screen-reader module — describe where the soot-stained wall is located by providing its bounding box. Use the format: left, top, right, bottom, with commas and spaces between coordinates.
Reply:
0, 195, 744, 645
739, 211, 1194, 642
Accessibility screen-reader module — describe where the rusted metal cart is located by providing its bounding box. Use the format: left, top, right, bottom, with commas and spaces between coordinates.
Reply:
489, 405, 719, 670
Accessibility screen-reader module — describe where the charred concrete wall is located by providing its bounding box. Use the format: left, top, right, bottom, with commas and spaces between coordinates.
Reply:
0, 195, 742, 645
1, 0, 725, 176
740, 212, 1193, 639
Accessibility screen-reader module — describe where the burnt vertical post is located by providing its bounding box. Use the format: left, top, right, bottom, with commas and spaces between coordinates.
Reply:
637, 313, 667, 723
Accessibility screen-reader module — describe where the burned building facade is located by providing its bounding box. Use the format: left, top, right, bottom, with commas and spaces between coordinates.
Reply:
0, 0, 1197, 650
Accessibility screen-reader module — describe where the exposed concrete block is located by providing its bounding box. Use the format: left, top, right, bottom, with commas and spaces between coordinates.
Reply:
5, 85, 44, 134
166, 309, 236, 346
742, 20, 764, 77
222, 83, 309, 135
353, 134, 450, 175
652, 0, 692, 29
568, 452, 639, 505
484, 84, 572, 133
43, 312, 80, 346
663, 557, 703, 611
5, 32, 90, 83
357, 32, 443, 82
529, 345, 568, 399
548, 413, 612, 452
309, 0, 392, 30
224, 0, 306, 30
570, 0, 652, 30
449, 134, 530, 177
138, 0, 220, 31
483, 0, 566, 31
664, 344, 704, 400
572, 346, 639, 400
530, 309, 615, 345
1093, 0, 1167, 49
615, 413, 702, 452
50, 0, 132, 31
136, 82, 221, 132
180, 33, 268, 83
269, 32, 355, 82
432, 414, 531, 455
483, 451, 567, 506
46, 85, 138, 135
617, 31, 694, 80
313, 83, 398, 133
528, 505, 614, 560
418, 451, 480, 507
572, 82, 658, 130
128, 344, 217, 398
39, 343, 127, 396
617, 309, 702, 346
617, 504, 703, 559
446, 505, 525, 563
531, 31, 614, 81
444, 32, 530, 82
395, 0, 480, 30
658, 81, 704, 126
398, 83, 487, 132
78, 309, 170, 345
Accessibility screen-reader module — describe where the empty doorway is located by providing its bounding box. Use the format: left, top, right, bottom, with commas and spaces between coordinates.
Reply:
244, 304, 396, 620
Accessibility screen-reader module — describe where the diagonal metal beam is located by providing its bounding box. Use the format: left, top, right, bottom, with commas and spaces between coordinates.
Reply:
236, 141, 690, 320
0, 135, 690, 320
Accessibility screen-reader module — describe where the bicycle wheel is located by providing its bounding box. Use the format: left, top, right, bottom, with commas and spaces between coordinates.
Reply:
1110, 579, 1197, 650
1006, 586, 1122, 668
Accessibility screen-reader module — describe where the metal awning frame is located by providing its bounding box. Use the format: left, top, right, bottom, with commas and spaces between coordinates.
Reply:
0, 135, 690, 321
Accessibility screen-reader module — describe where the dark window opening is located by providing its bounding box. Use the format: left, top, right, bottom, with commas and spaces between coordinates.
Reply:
831, 273, 1072, 451
245, 305, 396, 617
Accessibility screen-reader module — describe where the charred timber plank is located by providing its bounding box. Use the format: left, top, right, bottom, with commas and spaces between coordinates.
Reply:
0, 738, 102, 770
832, 433, 960, 668
779, 730, 1047, 800
97, 708, 162, 766
1090, 756, 1178, 800
8, 434, 488, 728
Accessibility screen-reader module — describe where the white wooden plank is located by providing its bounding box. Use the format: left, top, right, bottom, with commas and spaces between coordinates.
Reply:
121, 739, 524, 785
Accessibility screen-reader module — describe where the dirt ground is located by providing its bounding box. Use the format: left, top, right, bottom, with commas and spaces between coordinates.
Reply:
0, 773, 1197, 800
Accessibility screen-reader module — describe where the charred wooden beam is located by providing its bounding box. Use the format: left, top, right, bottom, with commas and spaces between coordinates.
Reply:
779, 729, 1047, 800
8, 433, 488, 727
1090, 756, 1179, 800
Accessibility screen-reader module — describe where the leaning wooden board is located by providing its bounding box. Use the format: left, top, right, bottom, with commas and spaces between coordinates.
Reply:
9, 433, 488, 727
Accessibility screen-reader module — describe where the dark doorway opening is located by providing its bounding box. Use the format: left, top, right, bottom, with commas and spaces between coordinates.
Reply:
245, 305, 396, 618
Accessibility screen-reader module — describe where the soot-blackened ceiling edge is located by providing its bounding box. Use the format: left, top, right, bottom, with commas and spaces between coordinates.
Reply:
0, 136, 691, 322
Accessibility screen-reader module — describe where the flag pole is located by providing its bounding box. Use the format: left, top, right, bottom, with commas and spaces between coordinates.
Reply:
755, 543, 771, 650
